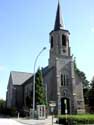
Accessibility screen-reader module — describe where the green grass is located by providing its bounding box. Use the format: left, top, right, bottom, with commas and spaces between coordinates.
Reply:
57, 114, 94, 124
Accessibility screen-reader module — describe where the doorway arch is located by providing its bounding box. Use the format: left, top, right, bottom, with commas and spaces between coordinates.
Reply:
61, 97, 70, 114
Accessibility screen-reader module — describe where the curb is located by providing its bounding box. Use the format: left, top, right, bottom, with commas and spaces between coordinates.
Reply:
14, 117, 59, 125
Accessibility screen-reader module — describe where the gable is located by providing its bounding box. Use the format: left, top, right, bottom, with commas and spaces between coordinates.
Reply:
10, 71, 32, 85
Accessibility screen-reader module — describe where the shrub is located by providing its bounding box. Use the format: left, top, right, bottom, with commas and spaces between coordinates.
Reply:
58, 114, 94, 124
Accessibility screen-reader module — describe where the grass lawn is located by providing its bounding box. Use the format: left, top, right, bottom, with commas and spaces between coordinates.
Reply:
57, 114, 94, 124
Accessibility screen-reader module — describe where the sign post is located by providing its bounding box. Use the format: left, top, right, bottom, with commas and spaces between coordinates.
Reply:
49, 101, 56, 125
64, 99, 67, 121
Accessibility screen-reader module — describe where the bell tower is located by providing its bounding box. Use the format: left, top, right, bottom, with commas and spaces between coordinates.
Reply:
47, 0, 85, 115
49, 0, 71, 67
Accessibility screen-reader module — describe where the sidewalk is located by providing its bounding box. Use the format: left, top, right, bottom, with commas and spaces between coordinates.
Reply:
15, 116, 59, 125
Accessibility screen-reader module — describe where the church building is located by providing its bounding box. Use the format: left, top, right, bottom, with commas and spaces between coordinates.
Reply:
6, 1, 85, 114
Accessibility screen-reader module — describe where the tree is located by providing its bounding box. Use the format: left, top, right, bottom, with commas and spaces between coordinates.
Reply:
35, 68, 46, 108
0, 99, 5, 107
0, 99, 6, 114
74, 59, 89, 104
88, 78, 94, 113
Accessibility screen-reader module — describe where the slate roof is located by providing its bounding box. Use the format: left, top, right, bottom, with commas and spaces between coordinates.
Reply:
42, 66, 55, 76
54, 0, 64, 30
10, 71, 32, 85
9, 66, 54, 86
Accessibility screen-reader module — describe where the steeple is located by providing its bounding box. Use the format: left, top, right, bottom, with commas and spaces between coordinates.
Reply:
54, 0, 64, 30
49, 0, 70, 66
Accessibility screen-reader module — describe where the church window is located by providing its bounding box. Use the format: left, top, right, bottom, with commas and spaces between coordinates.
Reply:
64, 74, 65, 86
61, 74, 65, 86
66, 75, 69, 85
61, 74, 63, 86
51, 36, 53, 48
62, 35, 66, 46
61, 74, 69, 86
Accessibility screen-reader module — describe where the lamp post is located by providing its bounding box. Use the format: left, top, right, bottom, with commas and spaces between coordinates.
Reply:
32, 47, 46, 117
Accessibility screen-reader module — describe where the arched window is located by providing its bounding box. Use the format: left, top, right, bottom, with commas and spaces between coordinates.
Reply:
66, 75, 69, 85
61, 74, 63, 86
61, 74, 69, 86
64, 74, 65, 86
61, 74, 65, 86
51, 36, 53, 48
62, 35, 66, 46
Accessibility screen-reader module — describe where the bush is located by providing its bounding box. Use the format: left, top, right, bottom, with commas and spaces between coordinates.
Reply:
0, 107, 17, 117
58, 114, 94, 124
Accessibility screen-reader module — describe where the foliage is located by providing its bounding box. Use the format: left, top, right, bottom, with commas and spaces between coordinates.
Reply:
35, 68, 46, 107
0, 99, 17, 116
58, 114, 94, 124
0, 99, 6, 114
74, 59, 89, 104
74, 60, 94, 113
25, 68, 46, 109
88, 78, 94, 113
0, 107, 17, 117
9, 107, 17, 116
74, 59, 89, 89
0, 99, 5, 107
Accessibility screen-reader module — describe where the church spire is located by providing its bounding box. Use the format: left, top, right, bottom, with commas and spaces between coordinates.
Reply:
54, 0, 64, 30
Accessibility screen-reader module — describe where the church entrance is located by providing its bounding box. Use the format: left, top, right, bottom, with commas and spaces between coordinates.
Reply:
61, 98, 70, 114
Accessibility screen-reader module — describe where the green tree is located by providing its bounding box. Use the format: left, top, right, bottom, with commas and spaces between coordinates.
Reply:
35, 68, 46, 107
0, 99, 5, 107
88, 78, 94, 113
74, 59, 89, 104
0, 99, 6, 114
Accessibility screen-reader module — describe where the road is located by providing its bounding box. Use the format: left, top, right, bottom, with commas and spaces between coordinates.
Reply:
0, 116, 58, 125
0, 118, 24, 125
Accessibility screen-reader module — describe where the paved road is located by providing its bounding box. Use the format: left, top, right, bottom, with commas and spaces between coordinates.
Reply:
0, 118, 24, 125
16, 116, 58, 125
0, 116, 58, 125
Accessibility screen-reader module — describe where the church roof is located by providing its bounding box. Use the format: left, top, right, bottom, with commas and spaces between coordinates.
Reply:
54, 0, 64, 30
42, 66, 55, 76
10, 71, 32, 85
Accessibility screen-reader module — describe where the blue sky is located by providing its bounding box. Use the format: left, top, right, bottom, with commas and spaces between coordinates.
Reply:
0, 0, 94, 99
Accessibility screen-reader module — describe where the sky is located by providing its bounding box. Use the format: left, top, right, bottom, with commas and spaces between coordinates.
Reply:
0, 0, 94, 100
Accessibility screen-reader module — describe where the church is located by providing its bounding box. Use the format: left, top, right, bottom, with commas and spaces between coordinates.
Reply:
6, 1, 85, 114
